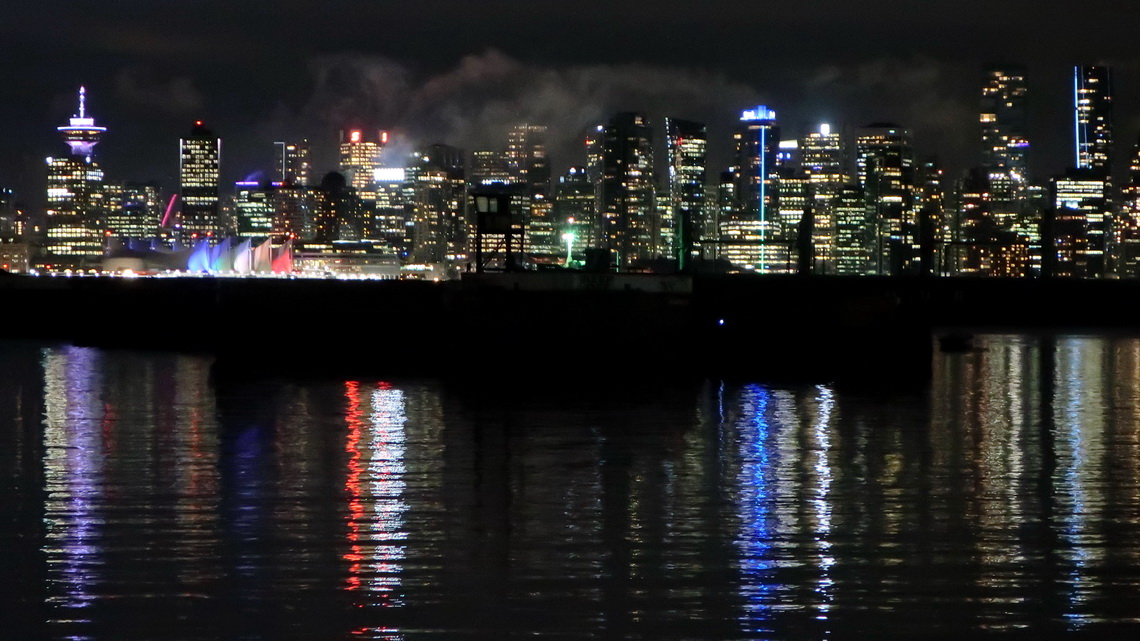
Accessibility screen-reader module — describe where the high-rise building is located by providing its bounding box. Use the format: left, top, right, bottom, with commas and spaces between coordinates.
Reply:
470, 150, 510, 186
235, 181, 277, 240
554, 166, 596, 257
598, 112, 657, 268
980, 66, 1030, 227
372, 168, 411, 256
276, 140, 312, 186
720, 106, 782, 271
1075, 65, 1114, 177
505, 125, 554, 257
1118, 135, 1140, 276
833, 185, 871, 275
104, 182, 162, 240
856, 123, 917, 275
665, 118, 707, 268
179, 121, 221, 240
801, 124, 846, 273
339, 130, 383, 200
1052, 169, 1109, 277
44, 87, 107, 270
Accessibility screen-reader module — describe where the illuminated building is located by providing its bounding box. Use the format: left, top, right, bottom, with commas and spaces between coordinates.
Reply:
954, 168, 995, 275
917, 159, 949, 275
104, 182, 162, 240
721, 106, 781, 271
408, 157, 464, 264
857, 123, 917, 275
43, 87, 107, 270
1052, 169, 1109, 277
1120, 136, 1140, 277
833, 185, 871, 275
311, 172, 363, 242
0, 187, 17, 239
339, 130, 383, 201
1075, 66, 1113, 177
665, 118, 707, 268
235, 181, 277, 239
470, 150, 510, 186
777, 170, 809, 272
506, 125, 555, 257
598, 112, 657, 269
275, 140, 312, 186
372, 167, 411, 256
179, 121, 220, 240
980, 66, 1030, 226
801, 124, 845, 274
271, 182, 310, 243
554, 166, 596, 257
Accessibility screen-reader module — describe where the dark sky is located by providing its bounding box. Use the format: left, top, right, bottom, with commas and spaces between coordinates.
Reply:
3, 1, 1140, 208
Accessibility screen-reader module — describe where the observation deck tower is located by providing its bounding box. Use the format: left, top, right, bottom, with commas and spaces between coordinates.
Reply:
57, 86, 106, 158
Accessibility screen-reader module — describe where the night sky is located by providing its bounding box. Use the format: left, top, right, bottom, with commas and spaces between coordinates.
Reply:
3, 1, 1139, 207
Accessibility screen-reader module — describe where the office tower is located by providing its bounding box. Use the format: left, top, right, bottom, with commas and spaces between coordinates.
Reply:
719, 106, 782, 271
272, 182, 310, 243
44, 87, 106, 270
470, 150, 510, 185
234, 181, 277, 239
505, 125, 555, 256
801, 124, 846, 273
665, 118, 707, 268
104, 182, 162, 240
1118, 135, 1140, 276
1075, 65, 1114, 177
598, 112, 656, 268
179, 121, 221, 240
339, 130, 383, 200
1052, 169, 1109, 277
833, 185, 871, 275
554, 166, 596, 257
856, 123, 917, 275
311, 172, 363, 242
0, 187, 15, 239
917, 159, 948, 275
372, 168, 411, 256
980, 66, 1030, 226
408, 157, 463, 264
275, 140, 312, 186
777, 170, 810, 272
955, 168, 995, 275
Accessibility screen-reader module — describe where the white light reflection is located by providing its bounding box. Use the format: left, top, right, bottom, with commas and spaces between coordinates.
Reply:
41, 347, 104, 634
811, 384, 836, 623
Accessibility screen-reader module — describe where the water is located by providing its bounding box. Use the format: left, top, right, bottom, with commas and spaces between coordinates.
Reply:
3, 335, 1140, 639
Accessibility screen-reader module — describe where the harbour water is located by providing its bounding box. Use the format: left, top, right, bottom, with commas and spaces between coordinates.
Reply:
2, 334, 1140, 639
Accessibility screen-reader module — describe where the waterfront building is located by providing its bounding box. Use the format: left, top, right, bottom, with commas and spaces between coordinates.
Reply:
856, 123, 917, 275
665, 118, 708, 268
275, 140, 312, 186
43, 87, 107, 270
598, 112, 657, 269
179, 121, 221, 241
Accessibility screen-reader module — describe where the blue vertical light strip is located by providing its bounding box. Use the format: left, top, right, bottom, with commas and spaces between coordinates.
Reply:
1074, 67, 1082, 169
759, 125, 767, 273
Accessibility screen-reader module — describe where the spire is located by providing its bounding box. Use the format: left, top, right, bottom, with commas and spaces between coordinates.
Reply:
78, 86, 86, 119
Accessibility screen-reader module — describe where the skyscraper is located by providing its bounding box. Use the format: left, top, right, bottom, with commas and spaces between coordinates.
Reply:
980, 66, 1029, 226
276, 140, 312, 186
720, 106, 781, 272
665, 118, 707, 268
554, 166, 596, 257
598, 112, 656, 268
44, 87, 106, 270
506, 125, 555, 256
339, 130, 383, 200
179, 121, 221, 240
801, 124, 846, 273
856, 123, 917, 275
1075, 65, 1113, 177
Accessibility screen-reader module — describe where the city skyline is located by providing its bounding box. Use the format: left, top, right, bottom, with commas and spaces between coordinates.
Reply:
2, 1, 1140, 201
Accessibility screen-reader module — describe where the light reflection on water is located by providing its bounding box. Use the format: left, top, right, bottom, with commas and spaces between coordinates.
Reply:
2, 335, 1140, 638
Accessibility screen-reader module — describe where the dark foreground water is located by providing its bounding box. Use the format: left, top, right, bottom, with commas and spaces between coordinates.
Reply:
3, 335, 1140, 639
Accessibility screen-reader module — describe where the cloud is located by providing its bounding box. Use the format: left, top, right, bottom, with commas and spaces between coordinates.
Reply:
267, 49, 763, 172
114, 68, 205, 115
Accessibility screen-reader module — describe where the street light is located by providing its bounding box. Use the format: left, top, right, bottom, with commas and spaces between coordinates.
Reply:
561, 231, 576, 267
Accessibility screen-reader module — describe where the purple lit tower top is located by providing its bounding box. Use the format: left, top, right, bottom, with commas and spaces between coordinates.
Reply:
57, 87, 106, 158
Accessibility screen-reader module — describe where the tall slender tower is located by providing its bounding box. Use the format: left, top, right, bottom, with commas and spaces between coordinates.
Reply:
598, 113, 656, 269
719, 106, 781, 272
665, 118, 707, 268
1075, 65, 1114, 177
980, 66, 1029, 226
179, 121, 221, 240
44, 87, 107, 270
